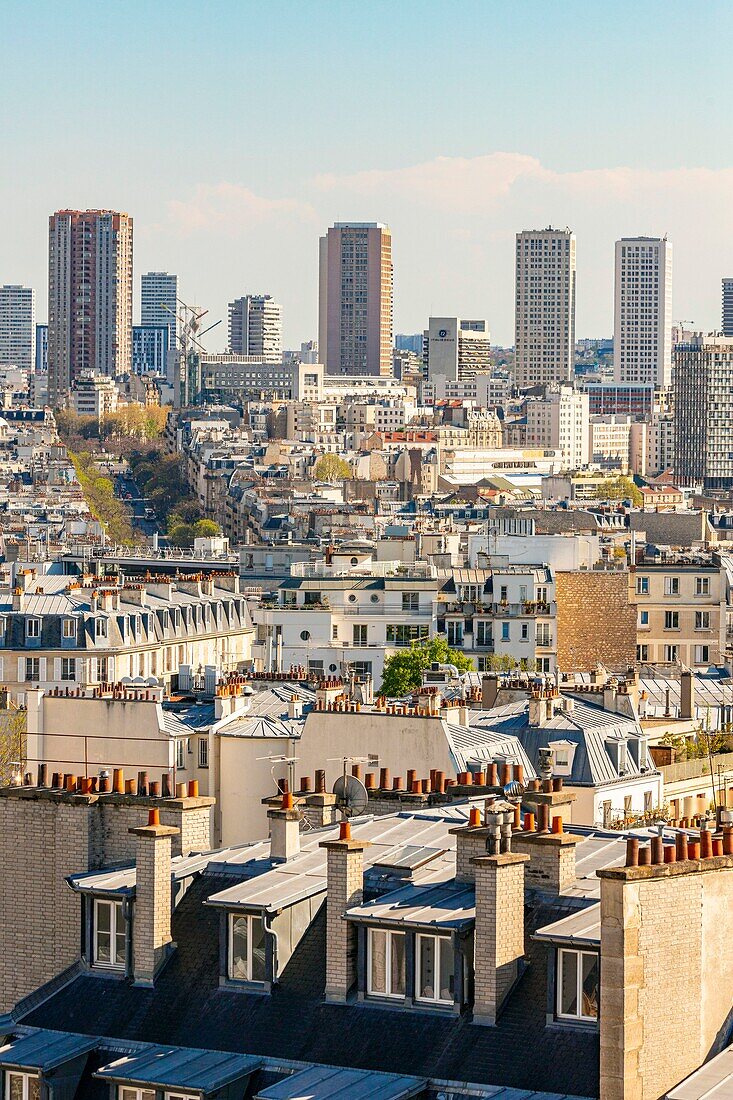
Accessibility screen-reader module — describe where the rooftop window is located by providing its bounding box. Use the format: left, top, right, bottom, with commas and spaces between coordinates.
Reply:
94, 898, 127, 971
367, 927, 405, 999
557, 948, 599, 1022
5, 1074, 40, 1100
228, 913, 266, 984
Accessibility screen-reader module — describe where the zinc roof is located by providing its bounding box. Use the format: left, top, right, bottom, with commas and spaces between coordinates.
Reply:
95, 1044, 261, 1090
254, 1065, 425, 1099
0, 1029, 96, 1069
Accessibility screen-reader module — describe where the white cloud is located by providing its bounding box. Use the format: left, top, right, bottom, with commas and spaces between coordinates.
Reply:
166, 182, 315, 235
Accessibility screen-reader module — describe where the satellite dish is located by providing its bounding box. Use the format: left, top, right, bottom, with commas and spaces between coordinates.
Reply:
333, 774, 369, 818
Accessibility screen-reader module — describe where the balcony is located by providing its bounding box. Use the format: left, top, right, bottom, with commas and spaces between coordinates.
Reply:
536, 636, 553, 648
341, 604, 433, 616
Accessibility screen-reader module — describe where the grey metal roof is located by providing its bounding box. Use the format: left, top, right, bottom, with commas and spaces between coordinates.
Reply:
95, 1044, 261, 1090
68, 850, 212, 896
347, 878, 476, 931
666, 1042, 733, 1099
0, 1029, 96, 1069
444, 719, 536, 776
533, 903, 601, 947
254, 1065, 425, 1099
163, 703, 216, 738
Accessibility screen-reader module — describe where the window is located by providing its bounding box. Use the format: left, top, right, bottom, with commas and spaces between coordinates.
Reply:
446, 621, 463, 647
501, 622, 510, 641
637, 644, 648, 662
62, 618, 76, 639
639, 610, 649, 627
499, 586, 508, 602
25, 657, 40, 682
176, 740, 186, 770
402, 592, 418, 611
353, 624, 367, 646
300, 630, 311, 641
198, 737, 208, 768
557, 950, 599, 1022
5, 1076, 40, 1100
351, 661, 372, 677
416, 934, 454, 1004
332, 624, 338, 640
664, 645, 679, 662
636, 576, 649, 595
664, 577, 680, 597
475, 621, 492, 647
94, 898, 127, 969
520, 623, 529, 641
367, 928, 405, 999
695, 611, 710, 630
228, 913, 266, 982
694, 645, 710, 665
61, 657, 76, 681
96, 618, 108, 640
695, 577, 710, 596
664, 611, 679, 630
25, 618, 40, 639
386, 624, 429, 646
119, 1089, 154, 1100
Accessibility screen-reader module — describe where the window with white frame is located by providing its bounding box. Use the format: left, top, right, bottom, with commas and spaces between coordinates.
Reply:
62, 617, 76, 639
695, 576, 710, 596
556, 949, 599, 1021
25, 618, 40, 639
664, 576, 680, 597
5, 1074, 40, 1100
416, 934, 455, 1004
228, 913, 266, 982
165, 1093, 198, 1100
60, 657, 76, 681
176, 740, 186, 770
96, 618, 108, 640
367, 927, 406, 999
94, 898, 127, 969
695, 611, 710, 630
636, 576, 649, 595
694, 645, 710, 665
198, 737, 209, 768
119, 1088, 155, 1100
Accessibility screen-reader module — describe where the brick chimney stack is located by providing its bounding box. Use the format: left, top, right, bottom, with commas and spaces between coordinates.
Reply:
129, 812, 180, 986
320, 823, 371, 1002
472, 843, 529, 1026
268, 791, 301, 862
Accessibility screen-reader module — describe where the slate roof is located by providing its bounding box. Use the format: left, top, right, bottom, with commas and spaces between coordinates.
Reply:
22, 876, 600, 1098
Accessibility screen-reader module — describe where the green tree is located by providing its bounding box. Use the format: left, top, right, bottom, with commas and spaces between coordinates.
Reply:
168, 522, 196, 547
193, 519, 221, 538
379, 636, 474, 696
597, 476, 643, 506
313, 453, 352, 482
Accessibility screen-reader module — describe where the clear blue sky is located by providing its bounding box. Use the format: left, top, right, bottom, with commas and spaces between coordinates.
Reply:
3, 0, 732, 344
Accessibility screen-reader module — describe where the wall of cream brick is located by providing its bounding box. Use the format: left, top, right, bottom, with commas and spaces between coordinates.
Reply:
133, 832, 173, 984
473, 853, 528, 1026
600, 860, 733, 1100
323, 842, 366, 1002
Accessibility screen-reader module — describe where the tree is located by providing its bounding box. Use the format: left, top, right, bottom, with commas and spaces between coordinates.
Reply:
168, 522, 195, 547
313, 454, 352, 482
193, 519, 221, 539
597, 476, 643, 506
0, 707, 27, 785
379, 636, 474, 697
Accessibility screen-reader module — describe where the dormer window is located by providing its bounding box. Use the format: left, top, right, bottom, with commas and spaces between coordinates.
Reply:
5, 1073, 40, 1100
118, 1090, 154, 1100
25, 618, 40, 640
367, 928, 406, 999
228, 913, 266, 983
557, 949, 599, 1022
96, 618, 108, 640
548, 740, 577, 777
62, 618, 76, 639
416, 934, 455, 1005
93, 898, 127, 970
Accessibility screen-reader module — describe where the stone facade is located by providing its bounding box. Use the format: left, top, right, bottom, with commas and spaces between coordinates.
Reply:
599, 857, 733, 1100
320, 836, 370, 1003
472, 852, 529, 1026
555, 571, 636, 672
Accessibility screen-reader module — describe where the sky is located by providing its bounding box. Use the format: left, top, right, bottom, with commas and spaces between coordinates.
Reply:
2, 0, 733, 347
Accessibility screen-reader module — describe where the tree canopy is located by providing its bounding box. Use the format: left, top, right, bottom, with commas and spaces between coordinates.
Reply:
379, 635, 474, 697
313, 453, 352, 482
597, 475, 642, 506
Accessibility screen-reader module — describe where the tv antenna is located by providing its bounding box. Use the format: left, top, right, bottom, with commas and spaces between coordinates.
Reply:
257, 752, 299, 798
164, 298, 222, 408
329, 754, 376, 819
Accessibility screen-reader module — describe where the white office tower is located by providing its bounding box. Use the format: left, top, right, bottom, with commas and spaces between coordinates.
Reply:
515, 228, 576, 388
228, 295, 282, 363
0, 285, 36, 370
425, 318, 491, 384
141, 272, 178, 377
613, 237, 672, 386
525, 382, 589, 469
722, 279, 733, 337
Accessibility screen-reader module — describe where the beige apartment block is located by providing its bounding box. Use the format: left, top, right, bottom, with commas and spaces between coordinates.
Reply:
633, 559, 725, 667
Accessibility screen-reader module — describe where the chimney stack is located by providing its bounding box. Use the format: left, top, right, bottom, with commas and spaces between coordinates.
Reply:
268, 791, 301, 862
129, 815, 180, 986
472, 844, 529, 1026
319, 825, 371, 1002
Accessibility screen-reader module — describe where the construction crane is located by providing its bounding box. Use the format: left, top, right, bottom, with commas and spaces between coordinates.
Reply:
163, 300, 222, 408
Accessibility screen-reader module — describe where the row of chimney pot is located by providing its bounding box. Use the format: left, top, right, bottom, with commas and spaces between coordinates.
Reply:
11, 765, 200, 799
46, 684, 159, 701
625, 828, 733, 866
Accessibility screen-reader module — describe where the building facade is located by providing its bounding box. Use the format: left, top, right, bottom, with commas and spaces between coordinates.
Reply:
674, 334, 733, 490
0, 285, 36, 371
140, 271, 177, 348
514, 228, 576, 388
318, 223, 393, 377
48, 210, 133, 405
722, 278, 733, 337
525, 383, 589, 469
132, 324, 169, 375
613, 237, 673, 387
228, 295, 282, 363
425, 317, 491, 383
34, 323, 48, 373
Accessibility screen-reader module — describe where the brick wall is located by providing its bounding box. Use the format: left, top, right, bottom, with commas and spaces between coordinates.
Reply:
556, 571, 636, 672
322, 840, 367, 1002
473, 852, 528, 1026
132, 829, 175, 984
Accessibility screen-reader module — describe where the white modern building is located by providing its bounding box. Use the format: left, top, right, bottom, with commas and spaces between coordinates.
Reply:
515, 228, 576, 388
613, 237, 673, 387
0, 285, 36, 371
141, 272, 178, 379
425, 317, 491, 384
525, 383, 589, 469
228, 295, 282, 363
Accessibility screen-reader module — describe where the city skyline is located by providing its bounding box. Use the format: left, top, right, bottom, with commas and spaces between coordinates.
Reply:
3, 0, 733, 346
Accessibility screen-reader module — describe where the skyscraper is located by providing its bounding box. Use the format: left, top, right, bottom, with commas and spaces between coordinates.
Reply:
613, 237, 672, 387
48, 210, 133, 405
722, 279, 733, 337
35, 324, 48, 373
673, 334, 733, 489
0, 285, 36, 370
141, 272, 178, 348
318, 222, 393, 376
228, 295, 282, 362
514, 227, 576, 388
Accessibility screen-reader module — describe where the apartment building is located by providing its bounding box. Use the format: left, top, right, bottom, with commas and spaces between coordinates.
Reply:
71, 372, 119, 420
48, 210, 133, 405
525, 383, 589, 468
228, 294, 282, 363
140, 270, 177, 356
633, 554, 726, 667
201, 356, 323, 402
318, 222, 393, 376
0, 565, 253, 701
0, 285, 36, 370
722, 277, 733, 336
613, 236, 673, 386
674, 334, 733, 490
515, 227, 576, 388
425, 317, 491, 383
